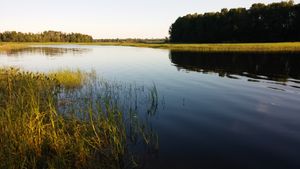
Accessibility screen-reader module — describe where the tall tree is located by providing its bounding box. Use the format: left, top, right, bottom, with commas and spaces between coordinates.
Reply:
169, 1, 300, 43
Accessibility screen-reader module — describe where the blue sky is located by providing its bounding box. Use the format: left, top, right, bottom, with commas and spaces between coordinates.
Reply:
1, 0, 299, 38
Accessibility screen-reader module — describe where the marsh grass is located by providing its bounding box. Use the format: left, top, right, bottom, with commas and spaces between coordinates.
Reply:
2, 42, 300, 53
86, 42, 300, 53
0, 43, 28, 51
0, 68, 159, 169
48, 69, 91, 90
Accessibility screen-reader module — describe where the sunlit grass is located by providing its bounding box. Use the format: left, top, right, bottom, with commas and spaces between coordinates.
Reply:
0, 43, 28, 51
0, 67, 158, 169
2, 42, 300, 53
48, 69, 91, 89
87, 42, 300, 53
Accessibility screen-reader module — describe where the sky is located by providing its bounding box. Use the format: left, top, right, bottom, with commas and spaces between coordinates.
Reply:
1, 0, 299, 39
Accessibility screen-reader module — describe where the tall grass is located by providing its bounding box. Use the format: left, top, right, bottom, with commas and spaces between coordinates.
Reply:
0, 43, 28, 51
48, 69, 90, 90
0, 68, 158, 169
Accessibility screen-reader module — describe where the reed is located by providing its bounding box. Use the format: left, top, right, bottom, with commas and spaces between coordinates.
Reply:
0, 67, 158, 169
0, 43, 28, 51
48, 69, 91, 89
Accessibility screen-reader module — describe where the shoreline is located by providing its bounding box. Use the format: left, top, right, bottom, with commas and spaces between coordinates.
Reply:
2, 42, 300, 53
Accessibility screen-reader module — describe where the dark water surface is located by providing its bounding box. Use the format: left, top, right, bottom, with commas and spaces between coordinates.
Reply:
1, 45, 300, 169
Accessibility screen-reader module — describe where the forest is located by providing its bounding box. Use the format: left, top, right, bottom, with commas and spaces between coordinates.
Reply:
169, 1, 300, 43
0, 31, 93, 42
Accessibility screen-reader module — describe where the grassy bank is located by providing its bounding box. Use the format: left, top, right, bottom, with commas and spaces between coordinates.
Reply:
0, 68, 157, 169
2, 42, 300, 53
87, 42, 300, 53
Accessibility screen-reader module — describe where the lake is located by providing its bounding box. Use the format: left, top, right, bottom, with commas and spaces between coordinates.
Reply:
1, 45, 300, 169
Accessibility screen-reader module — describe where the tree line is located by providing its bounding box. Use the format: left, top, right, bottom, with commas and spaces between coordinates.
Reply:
94, 38, 166, 43
169, 0, 300, 43
0, 31, 93, 42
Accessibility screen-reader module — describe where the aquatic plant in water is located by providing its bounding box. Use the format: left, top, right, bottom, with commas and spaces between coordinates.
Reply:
0, 67, 159, 169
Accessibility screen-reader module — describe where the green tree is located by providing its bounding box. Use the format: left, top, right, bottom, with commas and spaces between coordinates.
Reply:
169, 1, 300, 43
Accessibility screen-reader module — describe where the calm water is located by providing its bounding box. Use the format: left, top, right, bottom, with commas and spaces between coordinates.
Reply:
1, 45, 300, 169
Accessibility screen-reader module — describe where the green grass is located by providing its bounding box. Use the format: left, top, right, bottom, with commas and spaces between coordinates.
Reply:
0, 43, 28, 51
3, 41, 300, 53
86, 42, 300, 53
48, 69, 90, 89
0, 67, 158, 169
